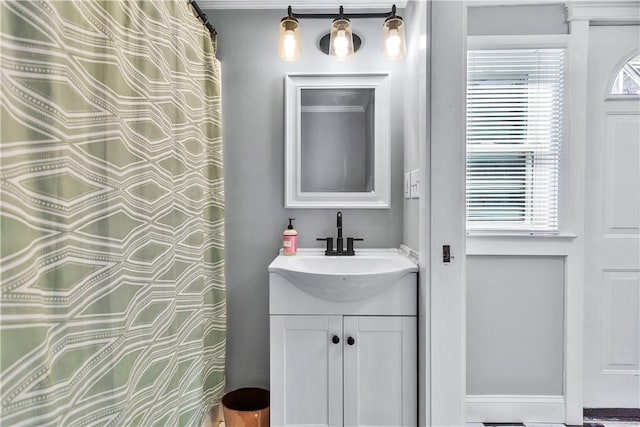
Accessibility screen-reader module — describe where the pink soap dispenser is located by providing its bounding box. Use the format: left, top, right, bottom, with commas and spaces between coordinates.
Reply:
283, 218, 298, 256
282, 218, 298, 255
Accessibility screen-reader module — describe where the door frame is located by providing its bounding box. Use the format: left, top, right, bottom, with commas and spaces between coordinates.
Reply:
425, 2, 467, 425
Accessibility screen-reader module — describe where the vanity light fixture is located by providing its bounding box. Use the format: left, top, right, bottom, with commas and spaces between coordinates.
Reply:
278, 4, 405, 62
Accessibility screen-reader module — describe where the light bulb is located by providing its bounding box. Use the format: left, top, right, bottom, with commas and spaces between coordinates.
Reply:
385, 28, 401, 58
382, 16, 405, 60
334, 29, 349, 58
328, 17, 354, 61
282, 30, 297, 61
279, 15, 300, 62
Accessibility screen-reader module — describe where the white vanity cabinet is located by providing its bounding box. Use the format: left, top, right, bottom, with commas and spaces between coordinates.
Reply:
270, 315, 416, 427
268, 250, 418, 427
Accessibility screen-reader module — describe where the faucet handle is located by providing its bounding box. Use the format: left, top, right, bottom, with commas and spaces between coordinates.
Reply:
316, 237, 333, 254
346, 237, 364, 253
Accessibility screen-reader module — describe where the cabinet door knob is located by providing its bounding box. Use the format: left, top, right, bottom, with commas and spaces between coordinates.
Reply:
331, 335, 340, 344
347, 336, 355, 346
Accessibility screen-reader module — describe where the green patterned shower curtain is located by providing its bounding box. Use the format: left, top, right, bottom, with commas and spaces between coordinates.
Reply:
0, 1, 225, 425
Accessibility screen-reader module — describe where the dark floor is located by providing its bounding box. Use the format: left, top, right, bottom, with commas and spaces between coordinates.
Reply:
466, 422, 640, 427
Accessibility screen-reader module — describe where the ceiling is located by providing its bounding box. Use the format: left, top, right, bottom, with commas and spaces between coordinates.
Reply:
198, 0, 407, 9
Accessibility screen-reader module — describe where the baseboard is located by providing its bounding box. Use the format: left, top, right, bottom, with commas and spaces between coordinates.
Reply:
466, 395, 565, 423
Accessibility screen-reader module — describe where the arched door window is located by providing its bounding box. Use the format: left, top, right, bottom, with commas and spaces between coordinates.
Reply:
611, 50, 640, 95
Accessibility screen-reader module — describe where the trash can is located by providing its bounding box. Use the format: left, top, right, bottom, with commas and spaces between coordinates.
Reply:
222, 388, 269, 427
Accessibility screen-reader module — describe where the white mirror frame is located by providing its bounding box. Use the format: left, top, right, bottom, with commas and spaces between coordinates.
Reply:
284, 73, 391, 209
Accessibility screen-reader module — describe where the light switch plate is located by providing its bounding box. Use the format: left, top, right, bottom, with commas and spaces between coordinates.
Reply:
410, 169, 420, 199
404, 172, 411, 199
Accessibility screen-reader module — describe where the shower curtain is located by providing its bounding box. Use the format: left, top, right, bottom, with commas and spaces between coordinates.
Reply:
0, 1, 225, 425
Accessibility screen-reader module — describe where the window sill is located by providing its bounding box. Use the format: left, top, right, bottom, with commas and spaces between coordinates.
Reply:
466, 232, 578, 239
466, 232, 579, 256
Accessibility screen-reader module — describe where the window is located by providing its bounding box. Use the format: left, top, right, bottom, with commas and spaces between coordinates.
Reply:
611, 50, 640, 95
466, 48, 566, 232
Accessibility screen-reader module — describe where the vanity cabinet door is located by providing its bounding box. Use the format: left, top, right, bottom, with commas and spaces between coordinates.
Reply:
343, 316, 417, 427
270, 315, 343, 427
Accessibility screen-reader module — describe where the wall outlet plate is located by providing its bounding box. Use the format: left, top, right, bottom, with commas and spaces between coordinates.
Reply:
410, 169, 420, 199
404, 172, 411, 199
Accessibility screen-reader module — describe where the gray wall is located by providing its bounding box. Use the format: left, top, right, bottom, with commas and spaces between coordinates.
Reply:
403, 2, 426, 252
467, 256, 565, 395
468, 4, 569, 36
209, 9, 405, 390
403, 2, 428, 425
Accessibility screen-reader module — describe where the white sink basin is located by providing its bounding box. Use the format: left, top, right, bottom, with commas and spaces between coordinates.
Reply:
268, 250, 417, 302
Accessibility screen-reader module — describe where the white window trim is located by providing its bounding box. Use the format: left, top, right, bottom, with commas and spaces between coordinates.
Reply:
468, 34, 570, 50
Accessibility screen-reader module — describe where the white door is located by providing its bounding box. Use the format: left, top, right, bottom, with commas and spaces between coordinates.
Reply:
343, 316, 417, 427
584, 25, 640, 408
270, 315, 343, 427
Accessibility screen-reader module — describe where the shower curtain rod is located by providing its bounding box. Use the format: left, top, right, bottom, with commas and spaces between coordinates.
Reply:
189, 0, 217, 36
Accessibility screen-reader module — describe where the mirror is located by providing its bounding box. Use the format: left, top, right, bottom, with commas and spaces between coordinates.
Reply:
284, 73, 390, 208
300, 88, 374, 193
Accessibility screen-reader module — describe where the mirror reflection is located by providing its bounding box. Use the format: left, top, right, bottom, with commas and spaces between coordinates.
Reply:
300, 88, 375, 193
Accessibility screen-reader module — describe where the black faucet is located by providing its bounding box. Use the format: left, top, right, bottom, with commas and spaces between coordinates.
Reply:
336, 211, 343, 253
317, 211, 363, 256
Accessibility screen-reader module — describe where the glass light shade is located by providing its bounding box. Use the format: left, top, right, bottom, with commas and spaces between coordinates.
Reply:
279, 17, 301, 62
382, 16, 406, 60
329, 18, 354, 61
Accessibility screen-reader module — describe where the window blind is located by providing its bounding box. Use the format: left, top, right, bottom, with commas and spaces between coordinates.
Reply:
466, 48, 566, 232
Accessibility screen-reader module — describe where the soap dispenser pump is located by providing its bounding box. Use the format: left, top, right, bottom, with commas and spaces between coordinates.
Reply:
283, 218, 298, 256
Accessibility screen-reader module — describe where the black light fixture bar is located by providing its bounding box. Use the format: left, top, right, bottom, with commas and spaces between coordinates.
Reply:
279, 4, 405, 61
288, 4, 398, 20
